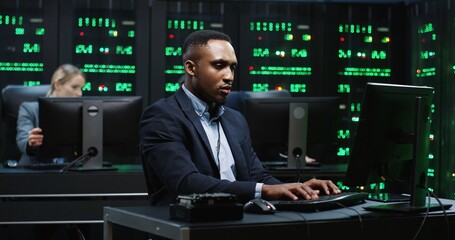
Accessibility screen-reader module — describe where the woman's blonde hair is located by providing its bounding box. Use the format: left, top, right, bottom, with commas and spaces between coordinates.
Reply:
46, 64, 85, 96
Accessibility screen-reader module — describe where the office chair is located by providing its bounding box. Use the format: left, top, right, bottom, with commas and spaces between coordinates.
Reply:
0, 84, 50, 162
224, 90, 292, 114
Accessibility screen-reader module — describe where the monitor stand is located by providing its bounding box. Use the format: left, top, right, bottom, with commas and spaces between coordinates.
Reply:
70, 101, 117, 171
286, 102, 308, 171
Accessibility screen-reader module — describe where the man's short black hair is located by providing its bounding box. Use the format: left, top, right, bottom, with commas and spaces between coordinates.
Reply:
182, 30, 232, 62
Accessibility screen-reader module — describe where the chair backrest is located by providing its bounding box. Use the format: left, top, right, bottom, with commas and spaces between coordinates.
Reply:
1, 84, 50, 162
225, 90, 292, 114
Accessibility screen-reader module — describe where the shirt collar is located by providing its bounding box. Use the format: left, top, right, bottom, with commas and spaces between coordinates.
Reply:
182, 84, 224, 122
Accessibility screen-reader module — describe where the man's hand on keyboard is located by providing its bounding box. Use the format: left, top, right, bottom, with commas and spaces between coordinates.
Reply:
262, 178, 341, 201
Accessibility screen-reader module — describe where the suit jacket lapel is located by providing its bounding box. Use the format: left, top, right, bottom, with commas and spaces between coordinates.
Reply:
174, 89, 219, 175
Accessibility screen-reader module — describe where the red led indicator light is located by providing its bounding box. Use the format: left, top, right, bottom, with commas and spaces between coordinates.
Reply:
98, 85, 108, 92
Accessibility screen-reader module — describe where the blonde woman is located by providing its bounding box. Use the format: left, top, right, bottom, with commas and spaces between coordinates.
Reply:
16, 64, 86, 165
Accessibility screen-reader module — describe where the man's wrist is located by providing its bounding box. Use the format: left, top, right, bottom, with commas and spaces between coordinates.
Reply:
255, 183, 264, 198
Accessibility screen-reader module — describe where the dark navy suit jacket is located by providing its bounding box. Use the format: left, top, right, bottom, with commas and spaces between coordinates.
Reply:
139, 88, 281, 205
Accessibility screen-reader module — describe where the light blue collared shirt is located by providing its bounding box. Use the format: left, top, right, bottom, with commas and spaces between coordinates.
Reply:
182, 85, 263, 197
182, 85, 236, 181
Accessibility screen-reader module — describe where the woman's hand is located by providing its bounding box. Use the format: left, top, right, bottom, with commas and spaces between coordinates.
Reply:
28, 127, 43, 148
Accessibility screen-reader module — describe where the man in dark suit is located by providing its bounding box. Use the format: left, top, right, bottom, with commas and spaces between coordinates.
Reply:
139, 30, 340, 206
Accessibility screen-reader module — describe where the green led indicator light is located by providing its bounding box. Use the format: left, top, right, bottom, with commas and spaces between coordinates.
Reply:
250, 22, 292, 32
164, 65, 185, 75
165, 47, 182, 57
290, 84, 306, 93
0, 62, 44, 72
291, 49, 307, 58
364, 36, 373, 43
15, 28, 25, 35
337, 147, 350, 157
338, 49, 351, 59
284, 34, 293, 41
79, 17, 116, 28
371, 50, 387, 59
36, 28, 45, 35
252, 83, 269, 92
350, 103, 361, 112
108, 30, 118, 37
168, 20, 204, 30
339, 24, 372, 34
337, 84, 351, 93
23, 43, 40, 53
381, 37, 390, 43
302, 34, 311, 41
250, 66, 311, 76
24, 81, 41, 86
116, 46, 133, 55
115, 82, 133, 92
81, 64, 135, 74
351, 116, 359, 122
128, 30, 135, 38
421, 51, 436, 59
418, 23, 434, 33
82, 82, 91, 91
253, 48, 270, 57
432, 34, 437, 40
75, 44, 93, 54
337, 130, 350, 139
0, 15, 23, 25
338, 67, 391, 77
165, 82, 180, 92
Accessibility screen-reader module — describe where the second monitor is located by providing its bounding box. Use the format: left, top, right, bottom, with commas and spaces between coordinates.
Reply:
244, 96, 340, 169
38, 96, 143, 170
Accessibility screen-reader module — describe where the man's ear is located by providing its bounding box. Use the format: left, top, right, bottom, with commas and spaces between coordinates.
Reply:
184, 60, 196, 76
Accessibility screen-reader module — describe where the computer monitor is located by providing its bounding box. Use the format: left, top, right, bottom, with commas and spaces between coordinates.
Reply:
38, 96, 143, 170
345, 82, 451, 213
244, 96, 340, 169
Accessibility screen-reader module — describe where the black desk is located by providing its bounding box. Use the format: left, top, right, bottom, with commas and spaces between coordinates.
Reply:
0, 164, 149, 224
104, 198, 455, 240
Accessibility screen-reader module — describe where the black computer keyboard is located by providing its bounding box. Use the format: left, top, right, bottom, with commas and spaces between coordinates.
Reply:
270, 192, 368, 212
